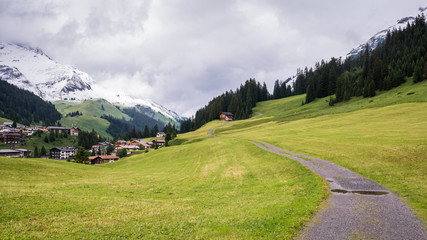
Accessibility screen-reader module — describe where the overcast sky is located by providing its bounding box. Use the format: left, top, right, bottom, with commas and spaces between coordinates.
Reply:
0, 0, 425, 116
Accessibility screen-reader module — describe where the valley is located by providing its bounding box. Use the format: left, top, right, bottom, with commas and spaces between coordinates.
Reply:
0, 5, 426, 239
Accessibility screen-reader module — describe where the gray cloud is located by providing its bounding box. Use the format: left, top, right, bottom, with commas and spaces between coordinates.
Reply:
0, 0, 425, 116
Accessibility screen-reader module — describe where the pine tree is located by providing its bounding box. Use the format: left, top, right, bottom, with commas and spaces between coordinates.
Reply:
328, 58, 338, 95
143, 125, 150, 138
40, 146, 47, 156
75, 147, 88, 163
413, 59, 424, 83
33, 146, 39, 158
368, 79, 376, 97
272, 80, 282, 99
305, 79, 316, 104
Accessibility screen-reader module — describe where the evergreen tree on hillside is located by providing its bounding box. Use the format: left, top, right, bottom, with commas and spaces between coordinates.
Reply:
328, 58, 338, 95
272, 80, 282, 99
151, 124, 159, 137
413, 59, 425, 83
75, 147, 88, 163
40, 146, 47, 156
143, 125, 150, 138
0, 80, 61, 125
33, 146, 39, 158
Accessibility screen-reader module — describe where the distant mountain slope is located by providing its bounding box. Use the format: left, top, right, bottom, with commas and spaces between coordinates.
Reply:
54, 99, 177, 139
0, 42, 184, 124
347, 7, 427, 58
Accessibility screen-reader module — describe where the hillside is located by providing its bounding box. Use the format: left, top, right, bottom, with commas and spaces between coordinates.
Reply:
1, 80, 425, 238
0, 121, 326, 239
216, 78, 427, 222
54, 99, 179, 139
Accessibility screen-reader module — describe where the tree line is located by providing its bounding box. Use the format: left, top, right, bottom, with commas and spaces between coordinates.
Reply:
0, 80, 61, 126
303, 13, 426, 104
180, 13, 427, 133
180, 79, 269, 133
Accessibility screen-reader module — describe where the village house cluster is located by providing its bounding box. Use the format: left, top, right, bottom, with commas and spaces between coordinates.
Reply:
0, 122, 80, 146
0, 121, 80, 158
0, 121, 168, 165
48, 137, 166, 164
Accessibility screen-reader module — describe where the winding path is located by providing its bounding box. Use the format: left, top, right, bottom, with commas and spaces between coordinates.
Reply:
249, 140, 426, 240
207, 122, 229, 137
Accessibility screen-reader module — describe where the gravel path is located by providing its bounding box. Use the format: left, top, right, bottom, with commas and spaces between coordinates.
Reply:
250, 140, 427, 240
207, 122, 229, 137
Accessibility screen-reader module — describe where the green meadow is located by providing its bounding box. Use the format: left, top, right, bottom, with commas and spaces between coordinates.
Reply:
217, 79, 427, 222
54, 99, 130, 139
1, 79, 426, 238
0, 122, 326, 239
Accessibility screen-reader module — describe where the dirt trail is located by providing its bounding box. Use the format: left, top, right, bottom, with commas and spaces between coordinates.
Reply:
207, 122, 229, 137
250, 140, 426, 240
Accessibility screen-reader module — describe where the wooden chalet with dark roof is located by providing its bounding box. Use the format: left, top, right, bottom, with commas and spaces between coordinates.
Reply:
88, 155, 120, 165
219, 112, 233, 121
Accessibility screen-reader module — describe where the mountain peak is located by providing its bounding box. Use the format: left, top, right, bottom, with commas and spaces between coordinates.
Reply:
0, 41, 184, 122
11, 42, 53, 60
346, 7, 427, 58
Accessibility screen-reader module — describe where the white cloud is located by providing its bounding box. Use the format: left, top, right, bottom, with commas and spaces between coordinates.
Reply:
1, 0, 425, 116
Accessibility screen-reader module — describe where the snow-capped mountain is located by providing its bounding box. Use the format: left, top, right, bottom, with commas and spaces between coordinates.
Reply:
0, 42, 96, 101
0, 42, 183, 121
347, 7, 427, 58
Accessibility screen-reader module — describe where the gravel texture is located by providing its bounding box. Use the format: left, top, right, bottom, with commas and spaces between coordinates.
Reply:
250, 140, 427, 240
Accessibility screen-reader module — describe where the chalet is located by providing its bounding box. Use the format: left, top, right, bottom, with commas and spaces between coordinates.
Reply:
91, 142, 111, 155
0, 132, 21, 145
152, 139, 166, 147
32, 126, 48, 132
219, 112, 233, 121
122, 145, 140, 151
3, 122, 13, 127
156, 132, 166, 138
115, 140, 127, 147
0, 149, 21, 157
88, 155, 120, 165
50, 147, 77, 160
16, 149, 32, 157
129, 139, 150, 149
47, 126, 80, 136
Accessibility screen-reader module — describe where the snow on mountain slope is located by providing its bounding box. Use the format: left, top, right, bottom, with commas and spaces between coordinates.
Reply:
0, 42, 184, 121
347, 7, 427, 58
0, 42, 96, 101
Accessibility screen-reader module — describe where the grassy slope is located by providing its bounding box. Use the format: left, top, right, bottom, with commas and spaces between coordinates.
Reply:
1, 80, 425, 238
0, 117, 12, 124
217, 79, 427, 222
0, 121, 326, 239
20, 133, 78, 151
54, 99, 131, 139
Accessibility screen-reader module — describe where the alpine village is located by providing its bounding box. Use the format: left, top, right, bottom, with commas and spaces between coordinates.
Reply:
0, 4, 426, 240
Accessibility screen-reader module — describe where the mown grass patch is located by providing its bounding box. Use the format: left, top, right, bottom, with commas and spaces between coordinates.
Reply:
0, 132, 326, 239
217, 80, 427, 223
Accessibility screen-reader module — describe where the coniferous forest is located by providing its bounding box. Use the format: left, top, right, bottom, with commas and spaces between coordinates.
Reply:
0, 79, 62, 126
180, 13, 427, 133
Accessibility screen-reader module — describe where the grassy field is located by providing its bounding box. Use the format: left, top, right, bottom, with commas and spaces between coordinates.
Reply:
1, 79, 425, 238
0, 122, 326, 239
217, 79, 427, 222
